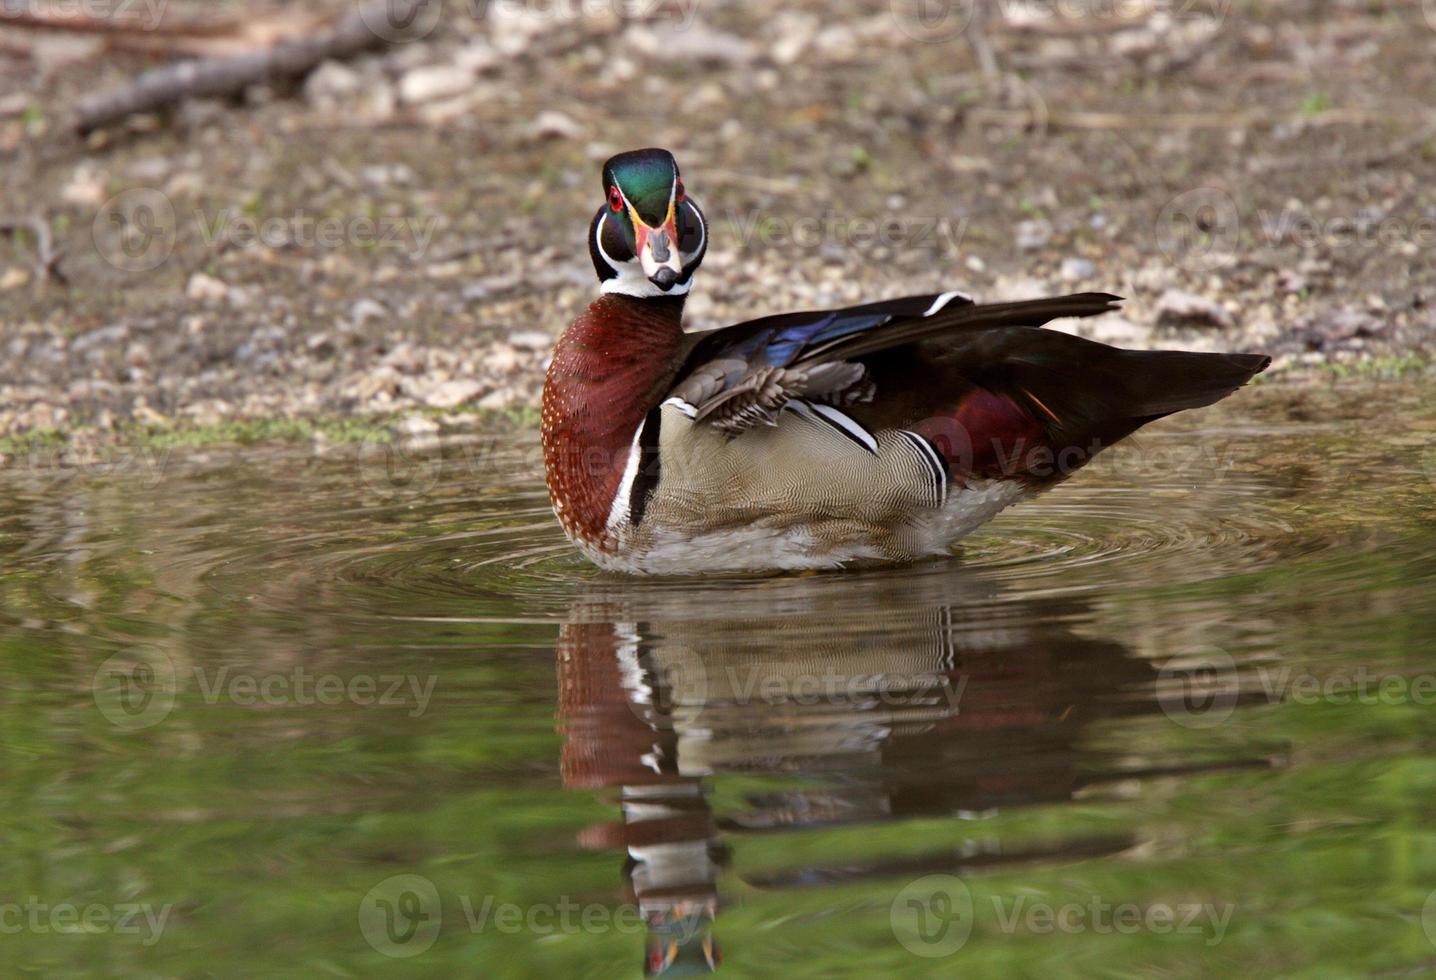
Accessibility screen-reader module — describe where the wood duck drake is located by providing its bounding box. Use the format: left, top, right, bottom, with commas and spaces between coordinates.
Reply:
542, 148, 1270, 575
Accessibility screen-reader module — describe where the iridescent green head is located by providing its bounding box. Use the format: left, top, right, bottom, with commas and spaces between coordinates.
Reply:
590, 148, 707, 298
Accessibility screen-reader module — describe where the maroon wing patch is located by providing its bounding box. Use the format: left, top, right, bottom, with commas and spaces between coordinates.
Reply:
911, 388, 1053, 485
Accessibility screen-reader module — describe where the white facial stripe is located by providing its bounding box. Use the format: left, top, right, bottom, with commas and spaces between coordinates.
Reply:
620, 166, 678, 235
597, 212, 694, 297
663, 162, 677, 226
623, 193, 642, 228
681, 200, 705, 264
595, 211, 623, 270
595, 169, 703, 299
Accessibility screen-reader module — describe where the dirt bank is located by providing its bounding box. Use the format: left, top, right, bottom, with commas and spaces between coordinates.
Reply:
1, 0, 1432, 446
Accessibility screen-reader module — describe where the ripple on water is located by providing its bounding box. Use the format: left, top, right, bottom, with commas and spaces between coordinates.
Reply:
2, 391, 1432, 629
171, 434, 1343, 619
959, 482, 1299, 593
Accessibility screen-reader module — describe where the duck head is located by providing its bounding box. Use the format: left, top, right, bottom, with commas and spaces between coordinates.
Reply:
590, 147, 707, 298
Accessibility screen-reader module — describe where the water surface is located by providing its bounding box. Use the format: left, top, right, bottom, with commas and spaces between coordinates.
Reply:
2, 381, 1435, 977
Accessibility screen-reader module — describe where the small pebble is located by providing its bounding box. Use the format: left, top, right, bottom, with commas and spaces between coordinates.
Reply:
1060, 258, 1096, 282
1016, 219, 1053, 252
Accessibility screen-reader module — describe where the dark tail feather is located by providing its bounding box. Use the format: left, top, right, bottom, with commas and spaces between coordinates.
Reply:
805, 292, 1124, 364
935, 327, 1269, 481
1108, 347, 1271, 420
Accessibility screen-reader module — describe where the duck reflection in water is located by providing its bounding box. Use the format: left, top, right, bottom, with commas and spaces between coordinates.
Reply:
555, 566, 1266, 975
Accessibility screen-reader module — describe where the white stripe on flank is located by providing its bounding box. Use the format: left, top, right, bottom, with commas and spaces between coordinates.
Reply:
785, 400, 878, 455
662, 396, 697, 418
612, 622, 649, 702
900, 429, 948, 507
923, 290, 972, 316
810, 403, 878, 454
606, 418, 647, 531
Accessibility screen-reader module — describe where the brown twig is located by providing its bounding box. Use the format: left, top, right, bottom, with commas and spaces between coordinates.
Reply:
968, 107, 1399, 131
1254, 119, 1436, 172
0, 7, 238, 37
1349, 120, 1436, 168
0, 34, 34, 60
72, 0, 433, 135
966, 0, 1000, 81
995, 17, 1167, 37
0, 213, 67, 285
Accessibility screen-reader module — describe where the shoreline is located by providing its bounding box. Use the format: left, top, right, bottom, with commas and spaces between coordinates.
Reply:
3, 366, 1427, 470
3, 1, 1433, 444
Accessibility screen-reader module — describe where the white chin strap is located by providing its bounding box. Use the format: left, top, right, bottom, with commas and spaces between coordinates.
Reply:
594, 206, 699, 298
600, 267, 693, 298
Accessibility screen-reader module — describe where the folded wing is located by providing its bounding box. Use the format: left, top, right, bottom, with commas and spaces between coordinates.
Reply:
669, 290, 1123, 434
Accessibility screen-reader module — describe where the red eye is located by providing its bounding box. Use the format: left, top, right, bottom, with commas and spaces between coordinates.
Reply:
675, 179, 685, 203
608, 185, 623, 212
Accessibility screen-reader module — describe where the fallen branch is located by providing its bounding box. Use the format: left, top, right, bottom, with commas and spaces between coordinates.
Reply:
73, 0, 432, 135
968, 106, 1398, 131
1255, 119, 1436, 172
0, 214, 67, 285
0, 34, 33, 60
0, 6, 238, 37
1, 5, 329, 60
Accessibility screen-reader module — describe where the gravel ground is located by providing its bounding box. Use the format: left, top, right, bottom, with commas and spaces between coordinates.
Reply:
0, 0, 1433, 443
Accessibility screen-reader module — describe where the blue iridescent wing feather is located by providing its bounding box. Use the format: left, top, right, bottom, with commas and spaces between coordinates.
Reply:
682, 292, 972, 374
